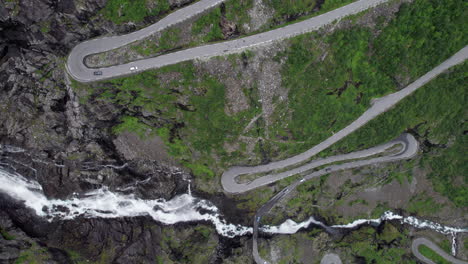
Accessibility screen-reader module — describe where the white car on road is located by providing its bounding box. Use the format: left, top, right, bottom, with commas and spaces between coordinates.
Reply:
130, 66, 138, 71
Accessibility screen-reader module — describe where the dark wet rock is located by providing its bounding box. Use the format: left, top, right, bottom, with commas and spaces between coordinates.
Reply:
0, 193, 54, 239
45, 216, 166, 262
0, 0, 204, 261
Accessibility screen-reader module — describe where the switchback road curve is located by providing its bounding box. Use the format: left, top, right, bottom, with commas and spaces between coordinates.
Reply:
252, 133, 418, 264
244, 48, 468, 263
222, 46, 468, 194
412, 238, 468, 264
67, 0, 392, 82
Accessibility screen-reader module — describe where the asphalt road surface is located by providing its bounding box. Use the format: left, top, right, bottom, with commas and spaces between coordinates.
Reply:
66, 0, 468, 262
67, 0, 392, 82
411, 238, 468, 264
252, 133, 418, 264
222, 46, 468, 194
320, 253, 343, 264
249, 47, 468, 262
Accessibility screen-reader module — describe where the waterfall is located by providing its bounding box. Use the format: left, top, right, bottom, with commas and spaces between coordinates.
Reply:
0, 168, 466, 245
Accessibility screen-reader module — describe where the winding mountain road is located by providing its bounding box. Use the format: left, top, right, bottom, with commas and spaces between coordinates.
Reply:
252, 133, 418, 264
248, 48, 468, 263
412, 238, 468, 264
67, 0, 392, 82
65, 0, 468, 263
222, 46, 468, 194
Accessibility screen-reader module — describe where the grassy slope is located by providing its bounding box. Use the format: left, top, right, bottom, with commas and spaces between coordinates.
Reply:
327, 62, 467, 207
118, 0, 356, 59
101, 0, 171, 24
418, 245, 451, 264
78, 0, 467, 200
75, 61, 259, 191
262, 0, 467, 206
269, 0, 467, 156
260, 62, 466, 227
259, 223, 416, 263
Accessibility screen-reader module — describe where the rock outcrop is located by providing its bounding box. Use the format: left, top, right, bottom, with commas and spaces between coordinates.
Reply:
0, 0, 199, 262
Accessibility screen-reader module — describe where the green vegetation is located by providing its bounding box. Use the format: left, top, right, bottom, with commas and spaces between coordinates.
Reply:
194, 225, 212, 239
101, 0, 170, 24
160, 226, 217, 263
407, 193, 443, 216
388, 170, 411, 185
132, 28, 181, 56
39, 20, 50, 33
14, 243, 50, 264
224, 0, 254, 29
192, 7, 224, 42
419, 245, 451, 264
267, 0, 318, 20
336, 224, 415, 263
192, 0, 253, 41
285, 175, 328, 219
237, 187, 274, 212
438, 239, 451, 254
65, 250, 88, 264
0, 228, 15, 240
112, 116, 152, 138
83, 0, 466, 200
330, 62, 467, 207
271, 0, 467, 157
348, 198, 368, 206
266, 0, 354, 23
129, 0, 253, 57
258, 232, 312, 263
79, 61, 258, 188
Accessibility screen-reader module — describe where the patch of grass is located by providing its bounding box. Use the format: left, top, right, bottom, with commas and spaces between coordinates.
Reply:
112, 116, 152, 138
377, 223, 400, 244
79, 61, 257, 189
438, 239, 451, 255
224, 0, 254, 30
419, 244, 451, 264
0, 228, 15, 240
14, 243, 50, 264
265, 0, 356, 25
39, 20, 51, 33
407, 193, 443, 216
267, 0, 318, 21
192, 7, 224, 42
65, 250, 88, 264
101, 0, 170, 24
184, 162, 215, 180
336, 224, 415, 263
236, 187, 275, 212
272, 0, 467, 158
266, 0, 467, 206
388, 171, 411, 185
191, 0, 254, 41
370, 203, 391, 218
194, 225, 212, 239
284, 175, 327, 219
161, 227, 217, 263
132, 27, 181, 56
330, 62, 467, 207
348, 198, 368, 206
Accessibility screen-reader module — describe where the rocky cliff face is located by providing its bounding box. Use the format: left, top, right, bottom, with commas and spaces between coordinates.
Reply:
0, 0, 200, 262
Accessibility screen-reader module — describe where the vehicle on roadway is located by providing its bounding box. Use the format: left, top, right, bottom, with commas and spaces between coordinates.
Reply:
130, 66, 138, 71
93, 71, 102, 76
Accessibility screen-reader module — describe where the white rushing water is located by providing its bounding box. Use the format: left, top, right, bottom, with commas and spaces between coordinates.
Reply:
0, 168, 251, 238
0, 168, 466, 246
